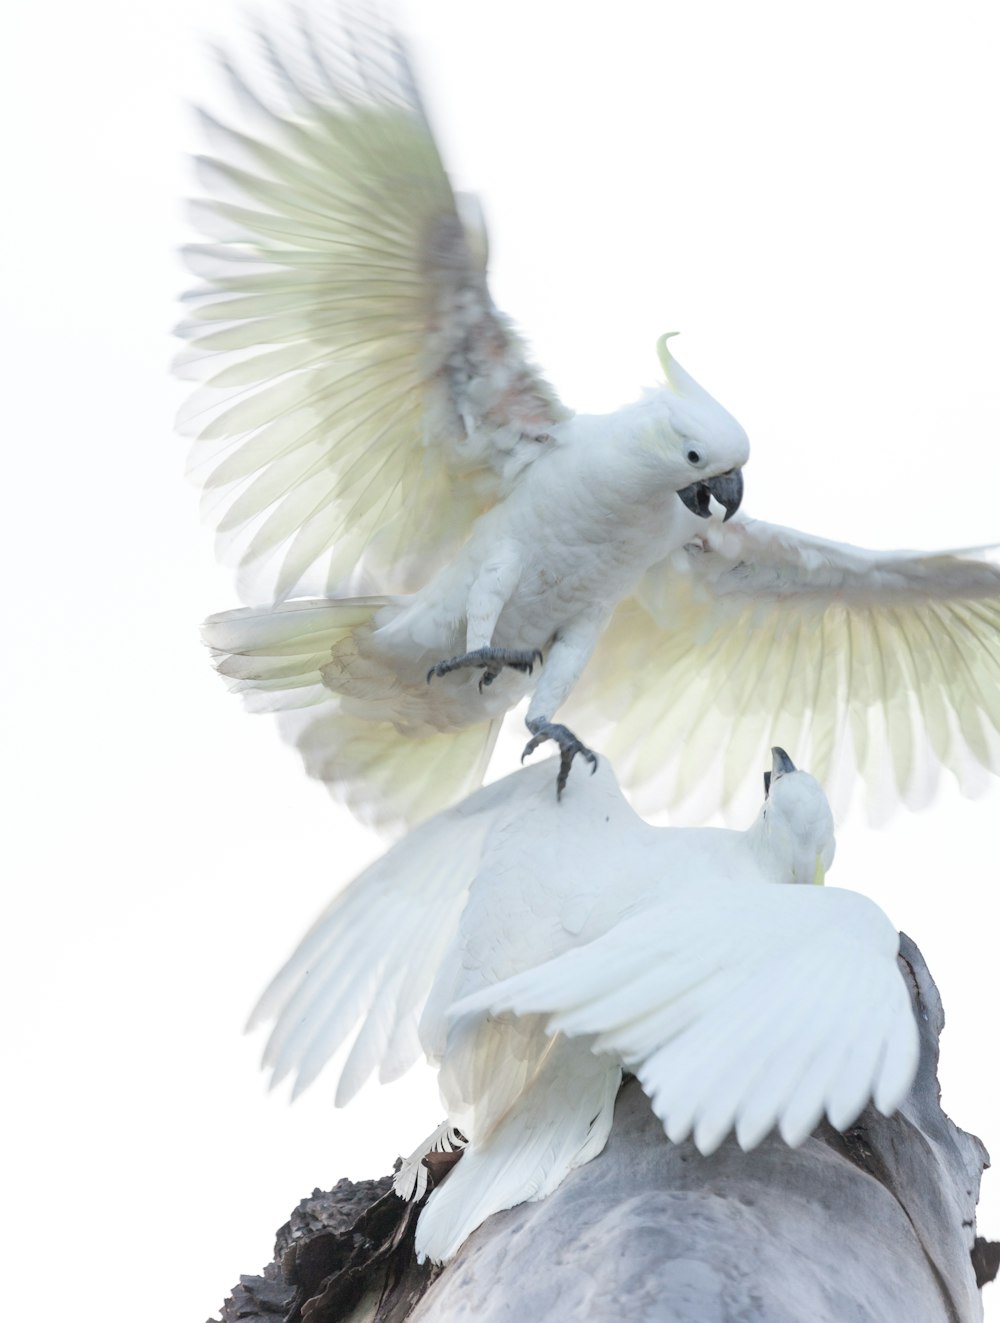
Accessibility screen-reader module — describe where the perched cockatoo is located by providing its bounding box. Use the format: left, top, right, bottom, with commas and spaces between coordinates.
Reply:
183, 6, 1000, 830
250, 750, 918, 1265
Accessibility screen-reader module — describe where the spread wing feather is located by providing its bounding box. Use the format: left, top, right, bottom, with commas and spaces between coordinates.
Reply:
180, 4, 568, 603
565, 516, 1000, 823
460, 881, 919, 1155
247, 761, 565, 1104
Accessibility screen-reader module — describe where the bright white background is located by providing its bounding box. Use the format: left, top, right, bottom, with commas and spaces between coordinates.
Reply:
3, 2, 998, 1319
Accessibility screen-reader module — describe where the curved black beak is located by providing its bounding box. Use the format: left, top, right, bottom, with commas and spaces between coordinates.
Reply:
771, 746, 796, 776
764, 746, 796, 797
677, 468, 744, 521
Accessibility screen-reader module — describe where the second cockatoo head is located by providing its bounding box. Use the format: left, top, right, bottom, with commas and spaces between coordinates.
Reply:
752, 747, 837, 886
650, 332, 749, 520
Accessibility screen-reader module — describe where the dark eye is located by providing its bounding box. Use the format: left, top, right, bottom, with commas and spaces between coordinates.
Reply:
686, 449, 702, 465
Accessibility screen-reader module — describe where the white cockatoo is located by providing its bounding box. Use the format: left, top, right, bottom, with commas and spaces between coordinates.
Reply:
183, 6, 1000, 830
250, 750, 918, 1265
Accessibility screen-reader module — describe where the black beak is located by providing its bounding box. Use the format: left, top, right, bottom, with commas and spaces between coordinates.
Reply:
677, 468, 744, 521
771, 746, 796, 776
764, 747, 796, 797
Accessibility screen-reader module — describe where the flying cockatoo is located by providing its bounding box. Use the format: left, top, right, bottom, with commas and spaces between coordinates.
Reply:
182, 5, 1000, 830
250, 749, 919, 1265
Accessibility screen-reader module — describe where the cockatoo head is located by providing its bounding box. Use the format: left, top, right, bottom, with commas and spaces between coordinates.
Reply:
752, 747, 837, 886
655, 333, 749, 521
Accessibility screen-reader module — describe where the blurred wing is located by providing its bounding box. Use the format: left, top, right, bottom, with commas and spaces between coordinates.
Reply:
202, 597, 504, 832
565, 516, 1000, 822
461, 881, 919, 1155
179, 6, 569, 602
248, 761, 563, 1105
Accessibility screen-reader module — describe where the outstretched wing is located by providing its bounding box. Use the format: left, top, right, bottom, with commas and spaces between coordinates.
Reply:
564, 516, 1000, 823
179, 4, 569, 603
248, 760, 568, 1105
458, 881, 919, 1156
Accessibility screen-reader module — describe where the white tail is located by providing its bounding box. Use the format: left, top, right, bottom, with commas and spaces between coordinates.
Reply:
415, 1027, 621, 1264
204, 599, 501, 830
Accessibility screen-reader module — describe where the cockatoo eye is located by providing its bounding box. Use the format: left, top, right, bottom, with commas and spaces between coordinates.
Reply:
686, 448, 703, 466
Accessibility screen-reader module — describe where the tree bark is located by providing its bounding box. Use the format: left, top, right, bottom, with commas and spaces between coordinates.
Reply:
212, 936, 995, 1323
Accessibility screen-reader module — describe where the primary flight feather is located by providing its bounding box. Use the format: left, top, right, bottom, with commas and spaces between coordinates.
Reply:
183, 4, 1000, 829
249, 749, 918, 1264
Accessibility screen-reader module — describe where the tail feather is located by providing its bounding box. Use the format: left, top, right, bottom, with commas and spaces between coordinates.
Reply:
204, 598, 500, 829
204, 598, 385, 656
415, 1036, 621, 1264
203, 598, 388, 708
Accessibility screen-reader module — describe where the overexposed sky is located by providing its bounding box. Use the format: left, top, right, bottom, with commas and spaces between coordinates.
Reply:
3, 2, 998, 1319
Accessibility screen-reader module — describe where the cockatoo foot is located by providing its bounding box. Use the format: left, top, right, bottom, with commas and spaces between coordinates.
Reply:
427, 647, 544, 693
521, 718, 598, 798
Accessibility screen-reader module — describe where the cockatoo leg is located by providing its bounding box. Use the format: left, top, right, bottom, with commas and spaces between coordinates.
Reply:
427, 545, 532, 690
518, 613, 606, 796
427, 647, 544, 692
521, 717, 598, 798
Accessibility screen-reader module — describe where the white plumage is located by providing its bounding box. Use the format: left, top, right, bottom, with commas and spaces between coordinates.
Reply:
249, 750, 918, 1264
183, 6, 1000, 830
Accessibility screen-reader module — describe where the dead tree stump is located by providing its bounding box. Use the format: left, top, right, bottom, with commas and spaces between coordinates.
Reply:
213, 936, 995, 1323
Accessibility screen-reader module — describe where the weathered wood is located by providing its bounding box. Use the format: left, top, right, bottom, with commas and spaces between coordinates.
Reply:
212, 937, 995, 1323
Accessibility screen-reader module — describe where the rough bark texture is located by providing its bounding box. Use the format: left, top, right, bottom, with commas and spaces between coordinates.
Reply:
212, 936, 996, 1323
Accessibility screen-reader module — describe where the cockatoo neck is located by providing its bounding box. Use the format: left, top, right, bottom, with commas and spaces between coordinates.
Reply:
579, 392, 688, 494
556, 399, 679, 507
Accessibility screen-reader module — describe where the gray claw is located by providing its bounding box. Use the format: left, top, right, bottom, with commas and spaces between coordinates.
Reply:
427, 647, 544, 686
521, 719, 598, 799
